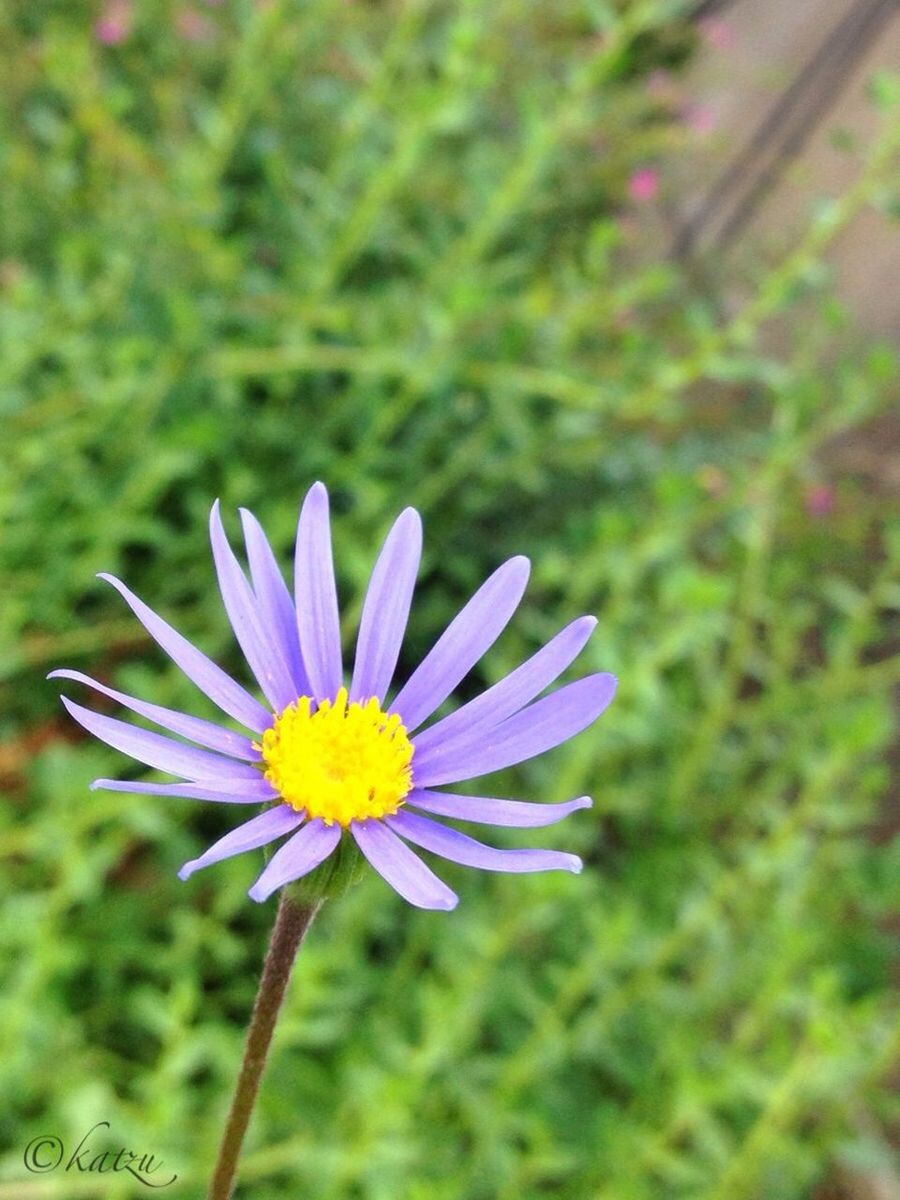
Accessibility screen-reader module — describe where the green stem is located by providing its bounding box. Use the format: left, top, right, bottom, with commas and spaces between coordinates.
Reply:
207, 894, 320, 1200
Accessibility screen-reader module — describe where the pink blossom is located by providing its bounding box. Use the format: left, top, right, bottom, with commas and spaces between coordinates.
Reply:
683, 104, 717, 136
176, 7, 214, 41
804, 484, 836, 520
95, 0, 133, 45
646, 69, 680, 105
699, 17, 734, 51
627, 167, 659, 203
646, 69, 671, 96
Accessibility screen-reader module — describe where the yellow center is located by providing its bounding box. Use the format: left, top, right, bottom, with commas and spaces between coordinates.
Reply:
259, 687, 414, 827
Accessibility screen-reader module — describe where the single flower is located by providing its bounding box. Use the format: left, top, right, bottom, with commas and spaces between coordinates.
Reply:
804, 483, 835, 520
627, 166, 660, 204
52, 484, 616, 910
95, 0, 133, 44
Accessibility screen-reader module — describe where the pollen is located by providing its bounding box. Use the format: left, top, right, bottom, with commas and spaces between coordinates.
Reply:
259, 687, 414, 827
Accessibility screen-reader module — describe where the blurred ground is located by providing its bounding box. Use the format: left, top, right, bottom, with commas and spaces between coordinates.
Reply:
675, 0, 900, 339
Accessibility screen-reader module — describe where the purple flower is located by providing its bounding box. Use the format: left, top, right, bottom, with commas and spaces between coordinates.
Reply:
52, 484, 615, 911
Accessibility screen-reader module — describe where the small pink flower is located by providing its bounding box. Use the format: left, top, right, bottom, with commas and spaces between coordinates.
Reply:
683, 104, 717, 136
699, 17, 734, 51
627, 167, 659, 203
804, 484, 836, 520
646, 69, 679, 104
95, 0, 133, 45
176, 7, 214, 41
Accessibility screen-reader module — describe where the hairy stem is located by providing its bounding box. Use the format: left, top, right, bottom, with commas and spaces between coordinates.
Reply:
207, 894, 320, 1200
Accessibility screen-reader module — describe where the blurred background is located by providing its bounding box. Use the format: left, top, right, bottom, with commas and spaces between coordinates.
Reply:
1, 1, 898, 1197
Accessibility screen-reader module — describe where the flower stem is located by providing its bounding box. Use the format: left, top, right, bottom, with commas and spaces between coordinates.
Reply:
207, 893, 320, 1200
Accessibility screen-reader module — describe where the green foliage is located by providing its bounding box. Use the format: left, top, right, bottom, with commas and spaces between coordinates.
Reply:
1, 3, 898, 1198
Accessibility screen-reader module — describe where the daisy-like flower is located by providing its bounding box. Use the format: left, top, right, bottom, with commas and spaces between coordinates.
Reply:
52, 484, 616, 911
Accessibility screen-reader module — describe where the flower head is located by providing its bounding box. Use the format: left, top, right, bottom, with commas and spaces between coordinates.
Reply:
175, 7, 214, 42
52, 484, 616, 911
683, 103, 717, 136
95, 0, 133, 45
627, 167, 659, 203
804, 483, 836, 520
699, 17, 734, 52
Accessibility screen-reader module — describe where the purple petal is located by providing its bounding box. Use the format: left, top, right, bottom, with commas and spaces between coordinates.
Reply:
179, 805, 303, 880
61, 697, 263, 782
389, 556, 531, 733
350, 508, 422, 704
210, 501, 298, 713
248, 819, 341, 902
407, 788, 593, 828
387, 810, 582, 874
99, 573, 271, 732
49, 669, 258, 761
351, 819, 458, 910
294, 482, 342, 701
91, 777, 276, 804
239, 507, 309, 697
413, 672, 617, 787
413, 615, 597, 756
